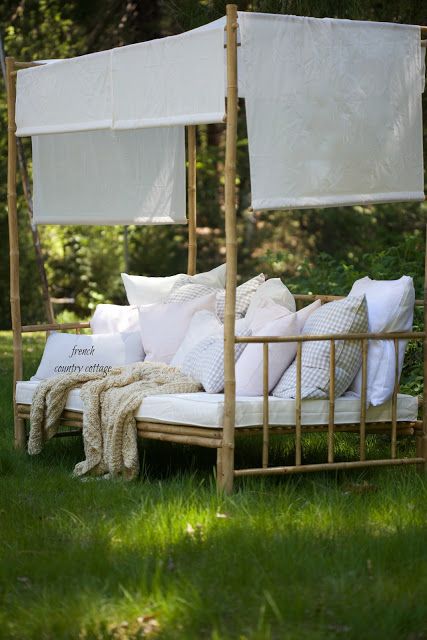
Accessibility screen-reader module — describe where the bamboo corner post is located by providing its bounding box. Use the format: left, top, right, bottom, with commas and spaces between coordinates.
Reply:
220, 3, 238, 494
418, 225, 427, 472
187, 125, 197, 275
6, 56, 25, 449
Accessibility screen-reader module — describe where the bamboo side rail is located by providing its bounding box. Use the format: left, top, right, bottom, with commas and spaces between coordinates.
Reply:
235, 331, 424, 344
21, 321, 91, 333
6, 57, 25, 449
221, 4, 239, 494
234, 458, 425, 477
328, 339, 335, 463
187, 125, 197, 275
262, 343, 269, 468
294, 294, 424, 307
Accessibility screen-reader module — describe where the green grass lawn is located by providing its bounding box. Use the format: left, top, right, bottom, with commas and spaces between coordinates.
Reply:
1, 330, 427, 640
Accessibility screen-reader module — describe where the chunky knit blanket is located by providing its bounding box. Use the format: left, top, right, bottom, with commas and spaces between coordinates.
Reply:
28, 362, 201, 479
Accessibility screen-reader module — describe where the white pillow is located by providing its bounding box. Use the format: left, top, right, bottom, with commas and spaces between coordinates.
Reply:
235, 299, 321, 397
90, 304, 140, 334
171, 309, 222, 368
122, 264, 226, 305
348, 276, 415, 406
139, 293, 217, 364
245, 278, 295, 323
32, 331, 143, 381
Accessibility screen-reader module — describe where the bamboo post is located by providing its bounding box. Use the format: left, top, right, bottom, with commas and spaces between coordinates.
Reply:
220, 4, 238, 494
295, 342, 302, 466
360, 339, 368, 461
262, 343, 269, 468
0, 40, 54, 325
418, 225, 427, 472
391, 338, 399, 459
187, 125, 197, 275
328, 339, 336, 463
6, 57, 25, 449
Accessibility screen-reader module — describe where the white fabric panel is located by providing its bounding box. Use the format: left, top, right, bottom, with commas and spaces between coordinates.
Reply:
112, 27, 226, 129
16, 381, 418, 428
239, 12, 425, 210
16, 52, 112, 136
32, 127, 186, 225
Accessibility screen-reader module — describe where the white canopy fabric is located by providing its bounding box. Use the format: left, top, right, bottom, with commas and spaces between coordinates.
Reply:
239, 12, 425, 210
14, 11, 426, 225
32, 127, 186, 225
16, 51, 112, 136
112, 27, 226, 129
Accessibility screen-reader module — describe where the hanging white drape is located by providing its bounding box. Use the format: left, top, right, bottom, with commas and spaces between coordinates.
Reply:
32, 127, 186, 225
239, 12, 425, 210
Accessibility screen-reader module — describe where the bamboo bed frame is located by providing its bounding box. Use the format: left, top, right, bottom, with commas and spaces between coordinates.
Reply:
6, 6, 427, 492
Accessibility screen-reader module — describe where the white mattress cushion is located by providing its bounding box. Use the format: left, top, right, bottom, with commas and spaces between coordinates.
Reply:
16, 381, 418, 430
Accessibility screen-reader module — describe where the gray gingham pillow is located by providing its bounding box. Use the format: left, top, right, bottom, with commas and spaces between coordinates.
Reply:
168, 274, 265, 322
273, 295, 368, 400
182, 328, 252, 393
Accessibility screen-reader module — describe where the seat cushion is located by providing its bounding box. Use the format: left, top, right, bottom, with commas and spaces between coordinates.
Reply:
16, 381, 418, 430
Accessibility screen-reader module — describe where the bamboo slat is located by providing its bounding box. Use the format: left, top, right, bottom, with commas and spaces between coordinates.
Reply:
187, 125, 197, 275
6, 56, 25, 449
234, 457, 424, 477
295, 342, 302, 465
221, 4, 239, 495
328, 339, 335, 463
137, 422, 222, 439
391, 338, 399, 459
360, 339, 368, 461
262, 343, 269, 468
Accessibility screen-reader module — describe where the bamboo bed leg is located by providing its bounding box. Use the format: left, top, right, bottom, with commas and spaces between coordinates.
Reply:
220, 4, 238, 495
187, 125, 197, 275
262, 343, 269, 468
6, 57, 25, 450
328, 339, 335, 463
391, 338, 398, 459
360, 339, 368, 461
418, 225, 427, 473
295, 342, 302, 466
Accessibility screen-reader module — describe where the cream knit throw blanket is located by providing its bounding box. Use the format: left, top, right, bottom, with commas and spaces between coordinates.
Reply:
28, 362, 201, 479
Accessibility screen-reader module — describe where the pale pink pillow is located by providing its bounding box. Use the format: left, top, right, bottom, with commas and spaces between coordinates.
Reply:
235, 299, 321, 397
138, 293, 216, 364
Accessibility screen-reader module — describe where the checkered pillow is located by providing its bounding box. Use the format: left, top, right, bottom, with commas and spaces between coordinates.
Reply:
168, 274, 265, 322
182, 328, 252, 393
273, 295, 368, 399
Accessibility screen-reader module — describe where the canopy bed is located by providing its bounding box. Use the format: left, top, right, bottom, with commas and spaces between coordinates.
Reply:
6, 5, 427, 492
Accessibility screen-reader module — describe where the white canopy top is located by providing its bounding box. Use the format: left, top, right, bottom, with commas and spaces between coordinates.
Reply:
14, 11, 426, 225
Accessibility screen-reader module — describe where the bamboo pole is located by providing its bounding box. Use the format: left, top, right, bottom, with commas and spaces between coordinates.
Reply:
328, 339, 335, 463
294, 294, 424, 307
235, 331, 424, 344
138, 431, 220, 448
360, 339, 368, 461
6, 57, 26, 449
220, 4, 239, 494
187, 125, 197, 275
21, 321, 90, 333
295, 342, 302, 465
234, 457, 424, 477
262, 343, 269, 468
391, 338, 399, 459
419, 225, 427, 472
